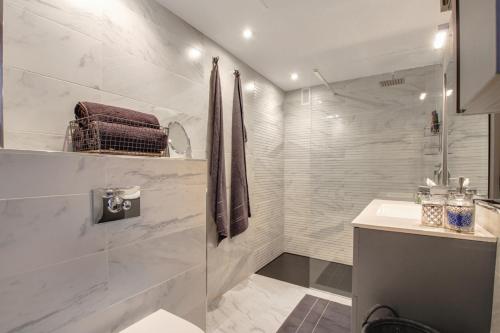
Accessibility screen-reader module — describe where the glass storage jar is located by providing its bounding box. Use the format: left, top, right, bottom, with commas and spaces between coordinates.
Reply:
421, 187, 447, 227
445, 193, 475, 233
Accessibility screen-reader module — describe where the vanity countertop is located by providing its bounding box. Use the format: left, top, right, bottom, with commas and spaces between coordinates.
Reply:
352, 199, 497, 243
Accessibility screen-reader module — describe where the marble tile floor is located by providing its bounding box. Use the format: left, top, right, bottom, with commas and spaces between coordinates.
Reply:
206, 274, 351, 333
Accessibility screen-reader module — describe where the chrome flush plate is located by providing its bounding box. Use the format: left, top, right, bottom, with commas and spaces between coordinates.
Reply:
92, 186, 141, 224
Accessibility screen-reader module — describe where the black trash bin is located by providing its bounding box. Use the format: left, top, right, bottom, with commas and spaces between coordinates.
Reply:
362, 305, 441, 333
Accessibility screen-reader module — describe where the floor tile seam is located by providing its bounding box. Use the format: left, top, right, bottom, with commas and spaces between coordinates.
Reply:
311, 300, 330, 333
294, 297, 319, 333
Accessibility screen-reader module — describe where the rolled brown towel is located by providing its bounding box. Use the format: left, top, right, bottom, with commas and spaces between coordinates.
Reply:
73, 121, 168, 154
75, 102, 160, 128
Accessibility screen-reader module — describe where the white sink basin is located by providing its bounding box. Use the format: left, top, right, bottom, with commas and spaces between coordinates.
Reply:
376, 203, 421, 220
353, 200, 496, 243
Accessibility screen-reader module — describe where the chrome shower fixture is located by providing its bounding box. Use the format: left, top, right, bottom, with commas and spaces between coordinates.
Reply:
312, 68, 387, 107
313, 69, 337, 96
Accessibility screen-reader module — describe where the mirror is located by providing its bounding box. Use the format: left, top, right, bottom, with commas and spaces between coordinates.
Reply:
168, 121, 192, 158
443, 2, 489, 195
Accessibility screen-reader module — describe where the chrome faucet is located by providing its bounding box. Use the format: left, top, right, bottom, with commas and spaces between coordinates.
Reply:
434, 163, 450, 186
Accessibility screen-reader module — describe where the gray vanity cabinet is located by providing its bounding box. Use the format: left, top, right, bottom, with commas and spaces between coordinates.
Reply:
352, 227, 496, 333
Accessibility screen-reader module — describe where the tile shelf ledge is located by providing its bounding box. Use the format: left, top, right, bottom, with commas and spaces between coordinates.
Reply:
0, 148, 207, 162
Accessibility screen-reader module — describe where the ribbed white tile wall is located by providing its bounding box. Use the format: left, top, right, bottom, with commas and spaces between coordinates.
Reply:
284, 65, 489, 265
448, 113, 489, 193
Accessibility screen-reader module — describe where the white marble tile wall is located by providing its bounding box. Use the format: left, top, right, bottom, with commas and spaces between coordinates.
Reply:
0, 149, 207, 333
283, 65, 489, 265
3, 0, 285, 313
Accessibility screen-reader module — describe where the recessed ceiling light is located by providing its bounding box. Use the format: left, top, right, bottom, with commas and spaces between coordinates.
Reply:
326, 115, 334, 119
187, 47, 201, 60
446, 89, 454, 97
243, 28, 253, 40
291, 73, 299, 81
245, 82, 256, 92
433, 30, 447, 49
419, 92, 427, 101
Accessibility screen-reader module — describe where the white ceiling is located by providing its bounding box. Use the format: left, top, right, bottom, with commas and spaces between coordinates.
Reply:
157, 0, 450, 91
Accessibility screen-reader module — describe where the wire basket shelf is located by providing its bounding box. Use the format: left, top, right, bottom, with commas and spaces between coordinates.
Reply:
70, 115, 169, 157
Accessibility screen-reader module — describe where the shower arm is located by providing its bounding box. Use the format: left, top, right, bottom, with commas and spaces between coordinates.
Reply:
313, 69, 335, 95
312, 69, 387, 108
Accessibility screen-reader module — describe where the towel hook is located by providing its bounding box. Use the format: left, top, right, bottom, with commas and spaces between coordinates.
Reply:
212, 57, 219, 65
233, 69, 240, 77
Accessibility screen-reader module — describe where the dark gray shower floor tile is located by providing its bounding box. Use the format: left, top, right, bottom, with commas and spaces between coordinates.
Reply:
311, 260, 352, 297
257, 252, 310, 288
277, 295, 351, 333
297, 298, 329, 333
315, 303, 350, 332
277, 295, 318, 333
256, 253, 352, 296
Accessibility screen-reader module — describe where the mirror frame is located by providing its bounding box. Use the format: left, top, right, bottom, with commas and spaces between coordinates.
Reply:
0, 0, 4, 148
452, 0, 462, 115
167, 121, 192, 157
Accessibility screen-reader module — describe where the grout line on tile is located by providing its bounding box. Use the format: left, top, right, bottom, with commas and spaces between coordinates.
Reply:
0, 193, 88, 202
6, 65, 206, 115
294, 298, 318, 333
6, 2, 103, 42
0, 248, 106, 281
107, 224, 205, 252
311, 301, 330, 333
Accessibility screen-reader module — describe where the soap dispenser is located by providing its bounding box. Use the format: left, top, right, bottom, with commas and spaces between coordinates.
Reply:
444, 177, 475, 233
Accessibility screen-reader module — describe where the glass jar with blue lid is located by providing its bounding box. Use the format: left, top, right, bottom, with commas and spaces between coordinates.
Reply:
444, 177, 475, 233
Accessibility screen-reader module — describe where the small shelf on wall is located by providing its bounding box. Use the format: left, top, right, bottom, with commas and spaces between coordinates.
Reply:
423, 123, 442, 138
423, 124, 441, 156
424, 147, 441, 156
423, 121, 445, 156
424, 132, 440, 138
423, 122, 455, 156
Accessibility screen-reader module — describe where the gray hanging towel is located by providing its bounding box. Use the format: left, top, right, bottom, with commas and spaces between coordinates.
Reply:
230, 70, 251, 238
208, 57, 228, 244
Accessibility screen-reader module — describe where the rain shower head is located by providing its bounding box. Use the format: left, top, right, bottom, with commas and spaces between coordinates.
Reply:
379, 74, 405, 87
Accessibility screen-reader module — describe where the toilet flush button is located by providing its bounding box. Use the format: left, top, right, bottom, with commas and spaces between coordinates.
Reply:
122, 200, 132, 211
92, 186, 140, 224
119, 309, 203, 333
